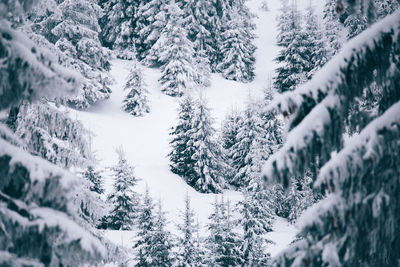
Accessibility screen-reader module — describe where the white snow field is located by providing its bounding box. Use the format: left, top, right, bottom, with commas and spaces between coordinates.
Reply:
71, 0, 307, 258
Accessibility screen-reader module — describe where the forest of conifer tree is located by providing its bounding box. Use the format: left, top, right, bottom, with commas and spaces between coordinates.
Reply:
0, 0, 399, 266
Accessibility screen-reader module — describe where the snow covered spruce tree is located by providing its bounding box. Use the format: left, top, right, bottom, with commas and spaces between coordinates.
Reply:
263, 7, 400, 266
158, 2, 196, 97
170, 96, 226, 193
99, 0, 138, 58
237, 188, 273, 267
180, 0, 217, 71
82, 165, 105, 194
274, 1, 308, 92
258, 92, 283, 159
175, 194, 205, 267
186, 98, 226, 193
0, 2, 106, 264
302, 4, 328, 79
217, 3, 256, 82
134, 188, 173, 266
123, 63, 150, 116
134, 187, 155, 266
26, 0, 112, 108
285, 175, 314, 224
323, 0, 346, 59
14, 101, 92, 169
135, 0, 168, 63
169, 95, 196, 178
206, 198, 243, 266
106, 148, 140, 230
229, 102, 269, 188
151, 200, 174, 266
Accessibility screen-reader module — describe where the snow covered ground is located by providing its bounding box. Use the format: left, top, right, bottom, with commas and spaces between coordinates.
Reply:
71, 0, 300, 258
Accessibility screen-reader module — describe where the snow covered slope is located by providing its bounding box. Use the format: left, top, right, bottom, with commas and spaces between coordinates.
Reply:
72, 0, 299, 257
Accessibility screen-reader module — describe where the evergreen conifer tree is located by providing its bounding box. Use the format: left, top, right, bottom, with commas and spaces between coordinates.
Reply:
322, 0, 345, 59
134, 187, 155, 266
274, 2, 308, 92
229, 102, 268, 188
0, 3, 105, 263
99, 0, 138, 57
158, 2, 196, 97
186, 99, 226, 193
123, 64, 150, 116
276, 0, 292, 48
221, 109, 242, 153
106, 148, 139, 230
83, 166, 105, 194
286, 175, 315, 223
206, 198, 243, 267
14, 101, 92, 169
303, 4, 329, 78
28, 0, 113, 108
135, 0, 168, 62
264, 7, 400, 265
134, 188, 173, 266
238, 187, 273, 267
217, 4, 256, 82
151, 200, 174, 266
177, 195, 205, 267
169, 96, 196, 178
180, 0, 217, 72
176, 195, 198, 266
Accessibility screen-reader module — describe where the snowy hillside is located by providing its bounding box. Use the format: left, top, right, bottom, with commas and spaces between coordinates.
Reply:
70, 0, 298, 257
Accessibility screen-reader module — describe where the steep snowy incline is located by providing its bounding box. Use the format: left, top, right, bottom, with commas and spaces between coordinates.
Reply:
71, 0, 297, 256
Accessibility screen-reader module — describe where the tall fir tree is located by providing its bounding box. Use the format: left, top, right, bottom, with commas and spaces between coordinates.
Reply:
221, 109, 242, 153
175, 195, 207, 267
206, 198, 243, 267
106, 148, 139, 230
276, 0, 292, 47
264, 7, 400, 266
135, 0, 168, 62
0, 2, 106, 263
169, 95, 196, 178
322, 0, 345, 59
27, 0, 112, 108
99, 0, 138, 57
343, 11, 368, 39
123, 63, 150, 117
180, 0, 218, 74
82, 165, 105, 194
186, 98, 226, 193
238, 187, 273, 267
229, 102, 268, 188
151, 200, 174, 266
274, 1, 308, 93
285, 175, 315, 223
302, 4, 329, 79
158, 2, 196, 97
217, 3, 256, 82
134, 187, 155, 266
14, 101, 92, 169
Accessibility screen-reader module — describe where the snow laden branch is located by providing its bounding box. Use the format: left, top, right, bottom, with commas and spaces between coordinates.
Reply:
316, 101, 400, 195
274, 101, 400, 267
0, 21, 80, 109
263, 10, 400, 187
0, 139, 106, 264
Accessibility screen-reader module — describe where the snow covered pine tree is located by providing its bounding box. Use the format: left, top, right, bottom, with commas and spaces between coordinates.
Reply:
263, 3, 400, 266
175, 194, 205, 267
0, 1, 105, 264
186, 98, 226, 193
105, 148, 140, 230
123, 63, 150, 116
